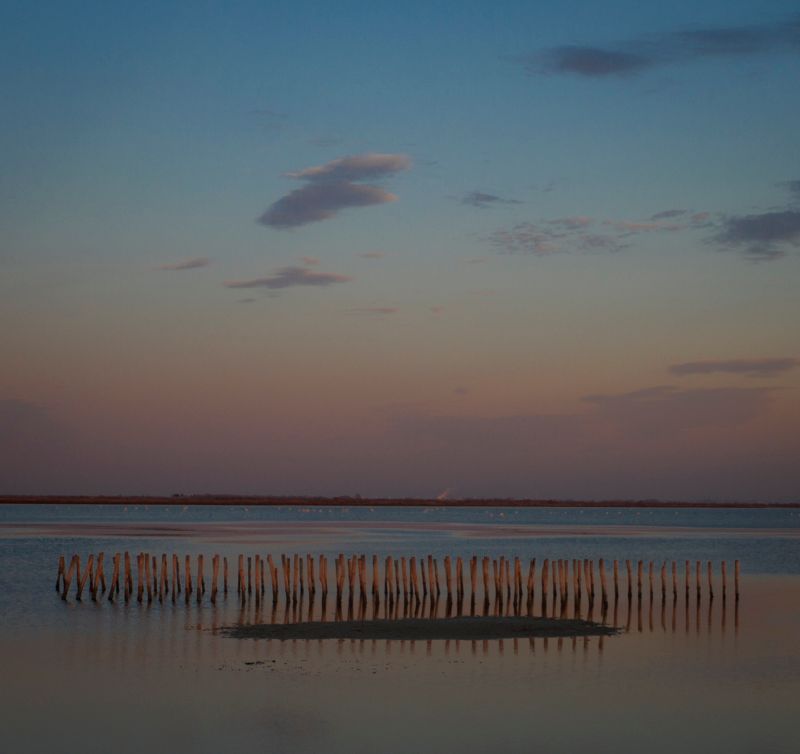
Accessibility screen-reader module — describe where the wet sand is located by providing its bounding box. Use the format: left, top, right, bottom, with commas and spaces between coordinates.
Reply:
221, 616, 618, 641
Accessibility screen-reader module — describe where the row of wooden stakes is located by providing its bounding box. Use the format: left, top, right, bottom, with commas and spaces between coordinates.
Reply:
55, 552, 741, 607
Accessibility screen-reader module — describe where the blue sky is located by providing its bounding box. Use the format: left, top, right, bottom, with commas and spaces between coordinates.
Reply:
1, 1, 799, 499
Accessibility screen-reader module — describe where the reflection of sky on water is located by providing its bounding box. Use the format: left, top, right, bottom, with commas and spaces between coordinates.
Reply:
1, 509, 799, 753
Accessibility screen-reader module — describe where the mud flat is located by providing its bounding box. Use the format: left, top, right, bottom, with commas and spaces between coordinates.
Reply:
220, 616, 618, 641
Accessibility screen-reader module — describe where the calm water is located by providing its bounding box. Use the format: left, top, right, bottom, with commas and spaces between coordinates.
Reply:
1, 505, 799, 753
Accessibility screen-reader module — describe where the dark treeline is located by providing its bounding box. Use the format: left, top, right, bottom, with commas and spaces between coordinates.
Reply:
2, 495, 799, 508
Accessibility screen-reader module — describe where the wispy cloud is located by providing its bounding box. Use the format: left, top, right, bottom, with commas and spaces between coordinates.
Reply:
286, 153, 411, 183
670, 357, 799, 378
358, 251, 386, 259
344, 307, 398, 316
460, 191, 521, 208
528, 17, 800, 78
713, 209, 800, 261
157, 257, 210, 271
650, 209, 688, 220
490, 211, 710, 256
301, 256, 321, 266
224, 266, 352, 290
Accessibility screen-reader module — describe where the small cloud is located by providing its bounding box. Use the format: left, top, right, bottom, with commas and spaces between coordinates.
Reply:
460, 191, 521, 208
650, 209, 688, 220
286, 153, 411, 183
259, 153, 411, 229
258, 182, 397, 229
527, 17, 800, 80
780, 179, 800, 196
669, 357, 798, 378
358, 251, 386, 259
301, 256, 321, 266
536, 46, 653, 77
547, 216, 593, 229
344, 307, 397, 316
157, 257, 210, 271
714, 209, 800, 261
430, 306, 444, 314
224, 266, 352, 290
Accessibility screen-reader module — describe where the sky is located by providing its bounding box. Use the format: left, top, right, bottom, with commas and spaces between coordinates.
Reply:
1, 1, 799, 500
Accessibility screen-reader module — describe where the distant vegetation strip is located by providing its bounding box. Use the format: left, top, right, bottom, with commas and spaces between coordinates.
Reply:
1, 496, 798, 508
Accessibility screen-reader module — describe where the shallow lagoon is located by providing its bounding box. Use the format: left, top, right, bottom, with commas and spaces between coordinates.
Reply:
1, 505, 799, 753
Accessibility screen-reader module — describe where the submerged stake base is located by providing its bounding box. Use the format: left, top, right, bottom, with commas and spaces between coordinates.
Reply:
220, 615, 618, 641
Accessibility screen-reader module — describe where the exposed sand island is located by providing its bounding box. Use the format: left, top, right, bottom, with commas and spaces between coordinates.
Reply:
221, 616, 618, 641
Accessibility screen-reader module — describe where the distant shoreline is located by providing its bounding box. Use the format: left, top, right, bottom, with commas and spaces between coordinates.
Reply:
1, 495, 798, 508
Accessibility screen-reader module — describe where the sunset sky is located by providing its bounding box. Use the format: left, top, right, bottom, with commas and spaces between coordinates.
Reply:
2, 1, 799, 500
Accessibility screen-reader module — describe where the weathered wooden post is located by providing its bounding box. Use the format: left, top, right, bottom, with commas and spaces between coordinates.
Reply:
613, 560, 619, 601
636, 560, 643, 600
707, 560, 714, 600
109, 553, 121, 601
223, 556, 228, 595
444, 556, 453, 597
721, 560, 727, 599
527, 559, 536, 603
402, 557, 409, 599
254, 555, 262, 602
212, 554, 219, 602
671, 561, 677, 600
648, 561, 654, 600
660, 561, 667, 601
482, 557, 490, 602
62, 555, 77, 600
55, 555, 66, 593
599, 559, 608, 609
144, 554, 152, 603
625, 559, 632, 599
734, 560, 740, 600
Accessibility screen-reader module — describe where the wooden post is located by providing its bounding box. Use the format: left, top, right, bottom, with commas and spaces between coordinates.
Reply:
223, 556, 228, 595
613, 559, 619, 600
420, 557, 428, 597
409, 556, 418, 599
636, 560, 643, 600
298, 556, 304, 596
394, 559, 400, 598
293, 554, 300, 599
194, 554, 202, 603
372, 555, 380, 597
108, 553, 120, 601
660, 561, 667, 600
599, 558, 608, 608
212, 555, 219, 601
541, 559, 549, 601
625, 559, 632, 598
358, 556, 367, 599
308, 554, 315, 595
238, 554, 245, 600
444, 556, 453, 596
125, 552, 133, 596
55, 555, 66, 592
137, 554, 145, 602
734, 560, 740, 600
527, 559, 536, 602
159, 553, 167, 599
671, 561, 677, 599
648, 561, 654, 600
470, 557, 478, 600
281, 555, 289, 600
254, 555, 262, 601
695, 560, 701, 596
62, 555, 77, 600
144, 554, 152, 602
402, 557, 409, 599
247, 556, 253, 596
185, 555, 192, 601
707, 560, 714, 600
721, 561, 727, 598
684, 560, 690, 595
171, 553, 179, 596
